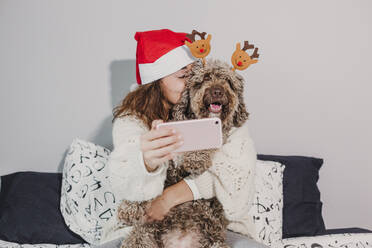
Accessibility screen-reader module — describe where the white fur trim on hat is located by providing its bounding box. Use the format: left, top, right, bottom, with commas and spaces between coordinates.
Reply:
130, 83, 139, 92
138, 44, 197, 85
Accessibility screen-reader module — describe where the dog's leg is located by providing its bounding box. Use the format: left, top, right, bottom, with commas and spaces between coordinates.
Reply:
182, 149, 218, 176
210, 242, 231, 248
162, 228, 203, 248
196, 199, 229, 248
120, 225, 159, 248
117, 199, 151, 225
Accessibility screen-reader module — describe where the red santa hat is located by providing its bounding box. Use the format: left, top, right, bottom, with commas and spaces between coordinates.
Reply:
130, 29, 197, 91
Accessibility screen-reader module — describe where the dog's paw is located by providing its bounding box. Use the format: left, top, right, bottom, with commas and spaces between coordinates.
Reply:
117, 200, 148, 225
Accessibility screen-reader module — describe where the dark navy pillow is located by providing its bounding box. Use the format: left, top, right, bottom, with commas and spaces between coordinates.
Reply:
0, 171, 85, 244
257, 154, 326, 238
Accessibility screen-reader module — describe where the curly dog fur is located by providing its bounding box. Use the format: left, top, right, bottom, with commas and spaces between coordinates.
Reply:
117, 58, 249, 248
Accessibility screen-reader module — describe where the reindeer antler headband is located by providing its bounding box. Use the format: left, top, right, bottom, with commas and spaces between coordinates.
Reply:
185, 29, 260, 71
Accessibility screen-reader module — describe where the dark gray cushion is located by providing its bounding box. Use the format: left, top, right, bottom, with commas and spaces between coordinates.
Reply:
257, 154, 326, 238
0, 171, 85, 244
324, 228, 372, 234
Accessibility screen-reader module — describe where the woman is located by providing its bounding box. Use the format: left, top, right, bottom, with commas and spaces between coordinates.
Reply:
102, 29, 260, 247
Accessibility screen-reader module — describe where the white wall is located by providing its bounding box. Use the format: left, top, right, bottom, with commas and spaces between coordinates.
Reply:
0, 0, 371, 230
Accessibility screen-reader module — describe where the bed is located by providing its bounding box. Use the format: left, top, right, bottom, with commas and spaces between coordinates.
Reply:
0, 138, 371, 248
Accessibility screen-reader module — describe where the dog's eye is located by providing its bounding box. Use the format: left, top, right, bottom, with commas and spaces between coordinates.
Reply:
193, 81, 203, 89
203, 73, 211, 80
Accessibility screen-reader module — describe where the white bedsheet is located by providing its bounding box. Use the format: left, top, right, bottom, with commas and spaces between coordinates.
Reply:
0, 239, 89, 248
274, 232, 372, 248
1, 232, 372, 248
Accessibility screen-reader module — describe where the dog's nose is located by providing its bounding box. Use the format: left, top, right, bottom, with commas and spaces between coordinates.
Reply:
211, 86, 224, 98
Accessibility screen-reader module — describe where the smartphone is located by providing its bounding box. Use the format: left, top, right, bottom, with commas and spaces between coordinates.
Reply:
156, 117, 223, 153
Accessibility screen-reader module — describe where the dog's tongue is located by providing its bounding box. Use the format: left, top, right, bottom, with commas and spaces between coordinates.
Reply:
210, 103, 222, 113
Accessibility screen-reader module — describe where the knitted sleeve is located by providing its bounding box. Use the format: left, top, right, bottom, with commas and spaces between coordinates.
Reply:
184, 121, 257, 220
107, 115, 169, 203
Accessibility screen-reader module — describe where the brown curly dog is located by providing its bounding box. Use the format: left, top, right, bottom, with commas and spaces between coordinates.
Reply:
117, 58, 250, 248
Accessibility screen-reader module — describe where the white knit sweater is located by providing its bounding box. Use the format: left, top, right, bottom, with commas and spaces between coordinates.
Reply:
105, 114, 257, 240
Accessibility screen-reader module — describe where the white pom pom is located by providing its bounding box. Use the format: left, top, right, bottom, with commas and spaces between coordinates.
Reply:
130, 83, 139, 92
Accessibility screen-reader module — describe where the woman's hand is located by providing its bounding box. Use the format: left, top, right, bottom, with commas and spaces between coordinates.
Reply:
144, 194, 172, 222
140, 119, 184, 172
145, 180, 194, 222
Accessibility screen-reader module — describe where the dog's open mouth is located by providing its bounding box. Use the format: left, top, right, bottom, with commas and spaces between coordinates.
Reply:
208, 102, 222, 113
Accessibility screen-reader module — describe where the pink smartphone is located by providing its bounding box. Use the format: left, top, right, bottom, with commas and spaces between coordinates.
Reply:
156, 117, 223, 153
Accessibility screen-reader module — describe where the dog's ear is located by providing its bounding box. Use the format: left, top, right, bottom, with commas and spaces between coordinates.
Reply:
188, 60, 205, 83
225, 68, 249, 127
233, 93, 249, 127
171, 88, 195, 121
192, 59, 204, 72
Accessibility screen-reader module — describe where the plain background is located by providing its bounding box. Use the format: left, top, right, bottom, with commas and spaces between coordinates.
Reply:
0, 0, 371, 230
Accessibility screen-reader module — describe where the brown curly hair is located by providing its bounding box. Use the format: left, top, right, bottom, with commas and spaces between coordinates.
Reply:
112, 80, 174, 130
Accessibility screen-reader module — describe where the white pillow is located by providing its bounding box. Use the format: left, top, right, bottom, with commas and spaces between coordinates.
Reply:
60, 138, 118, 245
249, 159, 285, 247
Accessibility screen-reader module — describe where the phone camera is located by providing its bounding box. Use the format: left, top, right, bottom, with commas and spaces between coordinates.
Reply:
215, 121, 219, 124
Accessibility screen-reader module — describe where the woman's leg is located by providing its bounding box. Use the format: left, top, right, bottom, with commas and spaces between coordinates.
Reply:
90, 237, 124, 248
226, 231, 269, 248
90, 230, 270, 248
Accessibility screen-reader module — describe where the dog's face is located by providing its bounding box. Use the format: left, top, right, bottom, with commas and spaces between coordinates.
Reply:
189, 69, 235, 121
172, 59, 249, 130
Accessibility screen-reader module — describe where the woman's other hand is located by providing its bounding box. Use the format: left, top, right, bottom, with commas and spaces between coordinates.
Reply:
140, 119, 184, 172
144, 194, 172, 222
145, 180, 194, 222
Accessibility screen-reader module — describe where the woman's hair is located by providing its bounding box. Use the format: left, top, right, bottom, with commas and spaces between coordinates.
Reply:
112, 79, 174, 130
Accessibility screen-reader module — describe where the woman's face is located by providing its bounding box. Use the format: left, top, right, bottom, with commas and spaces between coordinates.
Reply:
160, 63, 193, 104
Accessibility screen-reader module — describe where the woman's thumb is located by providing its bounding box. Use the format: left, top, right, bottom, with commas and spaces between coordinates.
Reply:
151, 120, 164, 130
